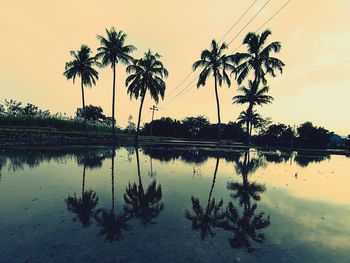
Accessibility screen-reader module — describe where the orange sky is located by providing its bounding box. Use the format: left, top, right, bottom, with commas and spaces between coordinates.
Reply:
0, 0, 349, 135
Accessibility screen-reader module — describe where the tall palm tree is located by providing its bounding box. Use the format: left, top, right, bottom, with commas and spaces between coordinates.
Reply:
232, 29, 285, 90
185, 158, 226, 239
63, 45, 99, 134
96, 27, 136, 140
126, 50, 168, 142
193, 40, 234, 144
233, 80, 273, 140
124, 146, 164, 225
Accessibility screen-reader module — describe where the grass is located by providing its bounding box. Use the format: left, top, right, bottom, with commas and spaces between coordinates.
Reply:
0, 114, 119, 133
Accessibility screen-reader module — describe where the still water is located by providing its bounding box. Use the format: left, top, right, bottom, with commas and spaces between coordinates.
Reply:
0, 146, 349, 263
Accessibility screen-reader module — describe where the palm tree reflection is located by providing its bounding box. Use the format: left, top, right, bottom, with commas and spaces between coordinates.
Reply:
222, 151, 270, 252
124, 146, 164, 225
94, 147, 130, 242
185, 158, 226, 239
65, 153, 99, 227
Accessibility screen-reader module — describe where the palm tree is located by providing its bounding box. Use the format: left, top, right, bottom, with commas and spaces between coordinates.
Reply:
185, 158, 226, 239
96, 27, 136, 140
94, 147, 130, 242
65, 154, 99, 227
123, 146, 164, 225
232, 29, 285, 90
125, 50, 168, 142
233, 81, 273, 140
63, 45, 99, 134
193, 40, 234, 144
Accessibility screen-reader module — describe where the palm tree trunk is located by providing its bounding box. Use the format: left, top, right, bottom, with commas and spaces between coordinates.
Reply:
135, 146, 144, 193
246, 105, 253, 145
81, 78, 88, 135
82, 160, 86, 196
214, 74, 221, 144
135, 91, 146, 142
206, 157, 220, 213
111, 147, 115, 213
112, 63, 116, 142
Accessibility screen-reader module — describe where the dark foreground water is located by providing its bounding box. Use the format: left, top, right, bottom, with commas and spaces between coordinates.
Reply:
0, 146, 349, 263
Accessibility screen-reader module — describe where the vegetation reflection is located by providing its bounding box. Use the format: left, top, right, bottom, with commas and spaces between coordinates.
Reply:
185, 158, 226, 239
222, 151, 270, 252
65, 152, 99, 227
94, 147, 130, 242
123, 146, 164, 225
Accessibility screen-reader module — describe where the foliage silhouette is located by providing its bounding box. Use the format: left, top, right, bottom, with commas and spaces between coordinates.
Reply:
124, 146, 164, 225
221, 151, 270, 252
96, 27, 136, 140
125, 50, 168, 141
63, 45, 99, 134
193, 40, 235, 144
185, 158, 226, 239
232, 30, 284, 143
65, 155, 99, 227
94, 148, 130, 242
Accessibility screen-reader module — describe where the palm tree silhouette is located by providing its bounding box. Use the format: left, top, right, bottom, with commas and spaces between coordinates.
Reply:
233, 81, 273, 140
221, 151, 270, 252
237, 109, 264, 137
96, 27, 136, 140
232, 30, 285, 88
124, 146, 164, 225
185, 158, 226, 239
65, 154, 99, 227
232, 30, 284, 143
63, 45, 99, 135
193, 40, 234, 144
125, 50, 168, 142
94, 147, 130, 242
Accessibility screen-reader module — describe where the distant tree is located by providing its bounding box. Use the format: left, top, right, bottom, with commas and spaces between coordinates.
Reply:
96, 27, 136, 140
257, 123, 294, 147
181, 116, 210, 138
76, 105, 106, 122
296, 122, 333, 149
5, 99, 22, 116
193, 40, 234, 144
125, 50, 168, 141
126, 115, 136, 134
63, 45, 99, 134
142, 117, 181, 137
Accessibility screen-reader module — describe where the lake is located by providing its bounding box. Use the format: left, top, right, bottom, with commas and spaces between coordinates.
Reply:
0, 146, 349, 263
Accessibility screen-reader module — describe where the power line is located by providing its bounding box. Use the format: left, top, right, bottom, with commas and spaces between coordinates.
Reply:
227, 0, 272, 46
218, 0, 258, 43
256, 0, 293, 32
163, 0, 293, 105
164, 0, 272, 105
165, 0, 259, 100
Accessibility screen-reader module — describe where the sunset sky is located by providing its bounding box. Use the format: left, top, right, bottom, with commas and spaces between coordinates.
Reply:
1, 0, 349, 135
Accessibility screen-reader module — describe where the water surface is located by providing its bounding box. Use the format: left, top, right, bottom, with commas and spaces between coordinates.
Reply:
0, 146, 349, 263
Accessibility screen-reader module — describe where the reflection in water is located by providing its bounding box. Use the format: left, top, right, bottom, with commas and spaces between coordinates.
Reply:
65, 153, 99, 227
185, 158, 226, 239
94, 148, 130, 242
294, 151, 330, 167
222, 151, 270, 252
124, 146, 164, 225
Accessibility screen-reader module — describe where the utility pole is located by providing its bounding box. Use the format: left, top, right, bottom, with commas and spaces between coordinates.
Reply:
150, 105, 158, 136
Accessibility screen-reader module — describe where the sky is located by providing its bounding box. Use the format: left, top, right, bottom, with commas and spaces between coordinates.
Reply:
0, 0, 349, 135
